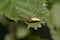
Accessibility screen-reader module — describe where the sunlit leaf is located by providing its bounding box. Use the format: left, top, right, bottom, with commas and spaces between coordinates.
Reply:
0, 0, 49, 29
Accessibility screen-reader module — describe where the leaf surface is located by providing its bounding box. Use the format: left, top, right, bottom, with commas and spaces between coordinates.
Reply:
0, 0, 49, 29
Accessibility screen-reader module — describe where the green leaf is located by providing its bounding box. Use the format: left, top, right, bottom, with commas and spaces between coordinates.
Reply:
28, 22, 41, 29
0, 0, 49, 29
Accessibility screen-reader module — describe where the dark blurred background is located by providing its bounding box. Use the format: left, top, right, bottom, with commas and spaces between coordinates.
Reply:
0, 23, 52, 40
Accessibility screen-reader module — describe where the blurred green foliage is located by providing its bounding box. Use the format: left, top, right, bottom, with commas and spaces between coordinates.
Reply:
0, 0, 60, 40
